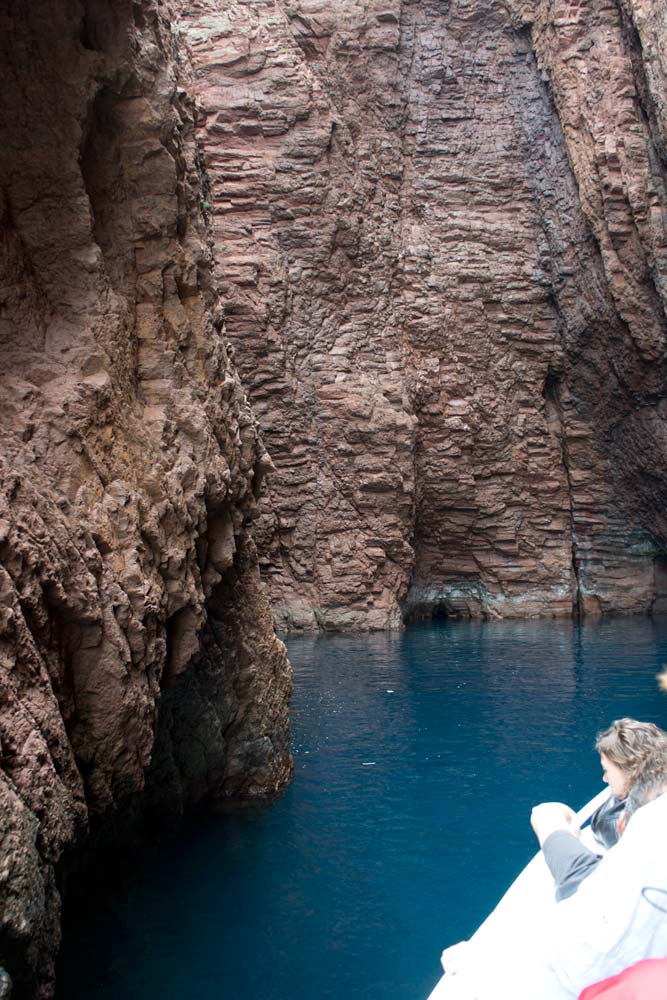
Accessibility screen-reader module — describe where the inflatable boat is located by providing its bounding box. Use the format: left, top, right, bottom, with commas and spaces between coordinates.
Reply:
427, 788, 611, 1000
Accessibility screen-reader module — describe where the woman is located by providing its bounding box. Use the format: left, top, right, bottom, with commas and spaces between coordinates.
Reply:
438, 718, 667, 982
591, 718, 667, 849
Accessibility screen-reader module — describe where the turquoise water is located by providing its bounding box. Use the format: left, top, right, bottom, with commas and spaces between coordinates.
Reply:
57, 618, 667, 1000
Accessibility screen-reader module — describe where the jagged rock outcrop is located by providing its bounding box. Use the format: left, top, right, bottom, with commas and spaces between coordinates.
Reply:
0, 1, 292, 996
179, 0, 667, 627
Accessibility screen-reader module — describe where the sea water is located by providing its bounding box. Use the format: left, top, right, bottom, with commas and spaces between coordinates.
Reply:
57, 617, 667, 1000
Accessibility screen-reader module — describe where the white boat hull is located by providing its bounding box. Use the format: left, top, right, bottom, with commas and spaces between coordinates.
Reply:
426, 788, 611, 1000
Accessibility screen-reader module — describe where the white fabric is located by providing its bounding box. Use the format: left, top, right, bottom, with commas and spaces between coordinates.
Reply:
428, 792, 667, 1000
545, 792, 667, 996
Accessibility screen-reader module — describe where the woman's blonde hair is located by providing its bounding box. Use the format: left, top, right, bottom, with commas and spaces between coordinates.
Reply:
595, 718, 667, 779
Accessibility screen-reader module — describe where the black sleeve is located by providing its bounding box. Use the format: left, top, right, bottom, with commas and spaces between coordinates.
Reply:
542, 830, 602, 901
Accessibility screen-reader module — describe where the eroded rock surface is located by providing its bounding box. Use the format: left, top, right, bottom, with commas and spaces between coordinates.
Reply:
4, 0, 667, 992
179, 0, 667, 626
0, 1, 291, 995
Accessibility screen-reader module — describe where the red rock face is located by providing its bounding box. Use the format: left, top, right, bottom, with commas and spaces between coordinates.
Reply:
0, 1, 291, 995
3, 0, 667, 994
180, 0, 667, 627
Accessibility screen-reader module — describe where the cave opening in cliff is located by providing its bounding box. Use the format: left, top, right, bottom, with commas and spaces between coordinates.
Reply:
431, 601, 451, 622
403, 600, 456, 625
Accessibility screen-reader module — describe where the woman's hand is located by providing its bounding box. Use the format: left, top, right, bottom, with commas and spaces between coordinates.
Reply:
530, 801, 578, 846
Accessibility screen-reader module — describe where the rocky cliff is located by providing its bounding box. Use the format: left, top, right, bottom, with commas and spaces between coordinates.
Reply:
0, 1, 292, 996
3, 0, 667, 994
179, 0, 667, 629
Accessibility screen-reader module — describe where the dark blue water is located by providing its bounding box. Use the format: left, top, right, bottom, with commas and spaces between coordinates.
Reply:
57, 618, 667, 1000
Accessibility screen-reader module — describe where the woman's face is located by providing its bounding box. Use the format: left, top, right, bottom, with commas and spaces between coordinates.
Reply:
600, 752, 631, 798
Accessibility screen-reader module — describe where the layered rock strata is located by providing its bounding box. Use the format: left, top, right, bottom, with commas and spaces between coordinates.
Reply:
0, 1, 292, 996
179, 0, 667, 627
